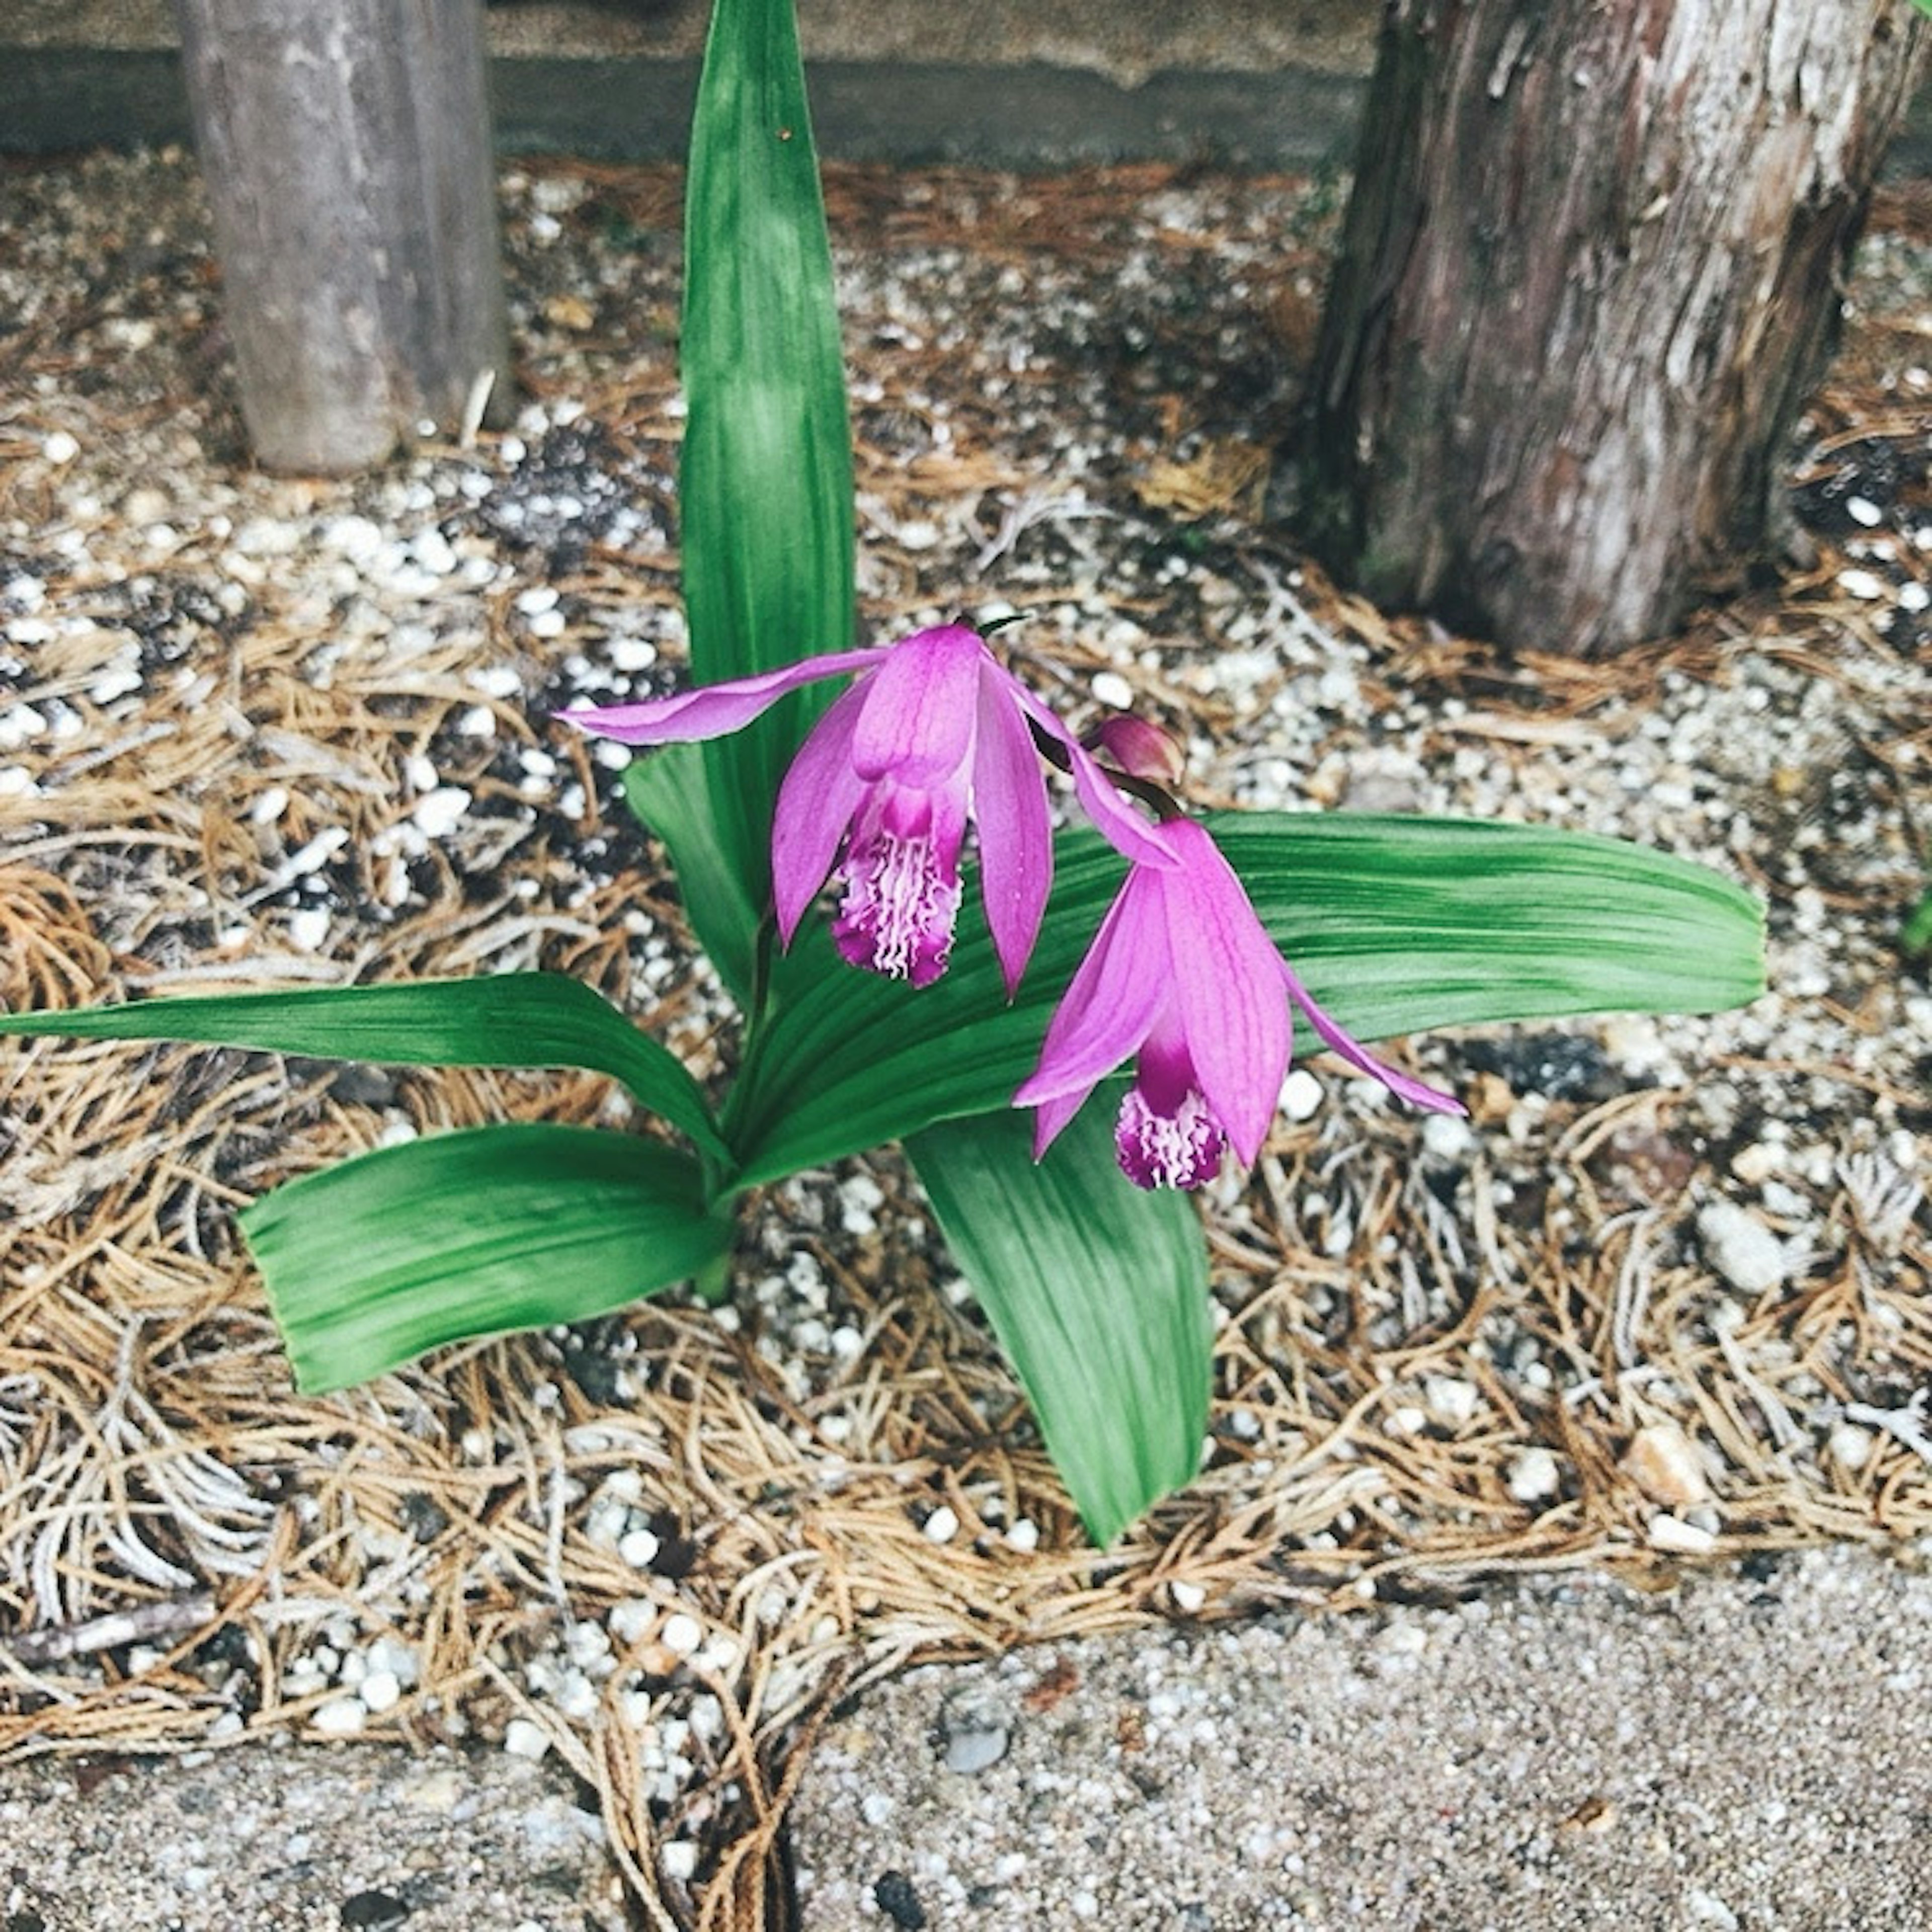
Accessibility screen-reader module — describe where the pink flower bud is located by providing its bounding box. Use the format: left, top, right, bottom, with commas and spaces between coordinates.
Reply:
1084, 713, 1184, 788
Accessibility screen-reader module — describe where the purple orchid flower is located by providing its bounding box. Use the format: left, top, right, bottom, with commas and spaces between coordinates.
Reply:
562, 624, 1172, 994
1014, 817, 1464, 1190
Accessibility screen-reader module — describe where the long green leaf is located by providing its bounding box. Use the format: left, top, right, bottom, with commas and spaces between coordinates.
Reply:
681, 0, 855, 912
725, 814, 1765, 1189
240, 1123, 732, 1391
908, 1096, 1212, 1547
0, 975, 732, 1170
624, 744, 762, 1007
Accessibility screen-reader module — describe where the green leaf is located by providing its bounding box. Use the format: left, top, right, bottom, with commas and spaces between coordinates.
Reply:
725, 813, 1765, 1188
907, 1094, 1212, 1547
681, 0, 855, 911
0, 975, 732, 1171
623, 743, 762, 1007
240, 1124, 732, 1391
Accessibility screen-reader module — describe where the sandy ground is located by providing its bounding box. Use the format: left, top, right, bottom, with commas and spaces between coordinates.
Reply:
792, 1545, 1932, 1931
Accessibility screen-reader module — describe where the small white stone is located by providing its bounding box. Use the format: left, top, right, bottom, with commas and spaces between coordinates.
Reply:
455, 704, 497, 738
250, 785, 290, 825
471, 665, 522, 698
503, 1718, 551, 1761
922, 1505, 960, 1544
1279, 1068, 1324, 1122
1622, 1420, 1711, 1506
1646, 1512, 1718, 1556
515, 584, 558, 616
359, 1669, 401, 1714
287, 907, 331, 952
860, 1792, 894, 1826
1698, 1201, 1790, 1295
1170, 1579, 1206, 1614
1836, 567, 1886, 600
42, 429, 78, 464
1091, 670, 1136, 709
310, 1697, 367, 1737
1828, 1424, 1874, 1472
609, 637, 658, 672
1729, 1142, 1782, 1186
1424, 1376, 1481, 1427
660, 1612, 703, 1657
411, 786, 471, 839
1421, 1111, 1474, 1161
1845, 496, 1884, 528
1004, 1518, 1039, 1553
528, 608, 567, 640
618, 1527, 661, 1569
661, 1841, 699, 1883
1507, 1447, 1562, 1503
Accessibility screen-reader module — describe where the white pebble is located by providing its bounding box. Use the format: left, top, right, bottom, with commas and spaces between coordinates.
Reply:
250, 785, 290, 825
1170, 1579, 1206, 1614
503, 1718, 551, 1761
1697, 1201, 1790, 1295
661, 1841, 699, 1883
618, 1527, 661, 1570
455, 704, 497, 738
411, 786, 472, 839
287, 907, 331, 952
922, 1505, 960, 1544
471, 665, 522, 698
1836, 567, 1886, 600
1279, 1068, 1324, 1122
515, 584, 559, 616
1845, 496, 1884, 528
1507, 1447, 1561, 1503
1646, 1512, 1718, 1555
1424, 1376, 1481, 1427
1622, 1420, 1711, 1507
42, 429, 79, 464
310, 1697, 366, 1737
1828, 1424, 1874, 1472
1091, 670, 1135, 709
359, 1669, 401, 1714
1004, 1518, 1039, 1553
660, 1612, 703, 1657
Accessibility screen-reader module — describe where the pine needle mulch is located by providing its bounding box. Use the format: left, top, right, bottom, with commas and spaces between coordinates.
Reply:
2, 155, 1929, 1930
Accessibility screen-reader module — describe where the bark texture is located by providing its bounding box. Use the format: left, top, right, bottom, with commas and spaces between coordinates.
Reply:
1302, 0, 1927, 656
176, 0, 512, 473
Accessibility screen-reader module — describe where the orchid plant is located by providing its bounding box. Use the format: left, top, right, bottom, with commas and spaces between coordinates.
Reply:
0, 0, 1766, 1542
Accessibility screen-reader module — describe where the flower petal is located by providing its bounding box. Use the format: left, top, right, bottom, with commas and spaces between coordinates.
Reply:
1013, 864, 1168, 1155
1161, 820, 1290, 1169
1280, 961, 1467, 1115
770, 679, 871, 945
971, 663, 1054, 997
850, 626, 983, 785
558, 646, 888, 745
1006, 679, 1180, 871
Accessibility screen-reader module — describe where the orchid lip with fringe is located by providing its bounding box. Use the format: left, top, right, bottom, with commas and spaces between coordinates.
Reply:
1014, 817, 1466, 1190
562, 623, 1175, 995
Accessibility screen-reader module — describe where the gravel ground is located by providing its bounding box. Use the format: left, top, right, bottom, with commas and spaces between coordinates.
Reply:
1, 146, 1929, 1926
793, 1545, 1932, 1931
0, 1742, 629, 1930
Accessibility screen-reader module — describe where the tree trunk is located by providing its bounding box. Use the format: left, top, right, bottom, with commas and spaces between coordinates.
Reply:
1301, 0, 1927, 657
176, 0, 513, 474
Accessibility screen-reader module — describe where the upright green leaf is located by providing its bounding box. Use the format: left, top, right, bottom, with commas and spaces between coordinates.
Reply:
240, 1124, 732, 1391
725, 814, 1765, 1188
681, 0, 855, 912
0, 975, 732, 1170
908, 1095, 1212, 1546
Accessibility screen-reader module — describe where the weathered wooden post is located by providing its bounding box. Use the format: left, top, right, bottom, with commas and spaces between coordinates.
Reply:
175, 0, 513, 474
1301, 0, 1927, 657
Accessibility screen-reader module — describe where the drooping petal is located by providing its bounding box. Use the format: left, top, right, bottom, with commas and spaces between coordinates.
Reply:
1013, 865, 1169, 1156
849, 625, 984, 785
1160, 820, 1290, 1169
1005, 678, 1180, 871
558, 646, 889, 745
770, 679, 871, 945
1280, 960, 1467, 1115
970, 661, 1055, 997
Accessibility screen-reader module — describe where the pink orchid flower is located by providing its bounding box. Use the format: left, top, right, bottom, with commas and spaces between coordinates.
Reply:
1015, 817, 1464, 1189
562, 624, 1173, 994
